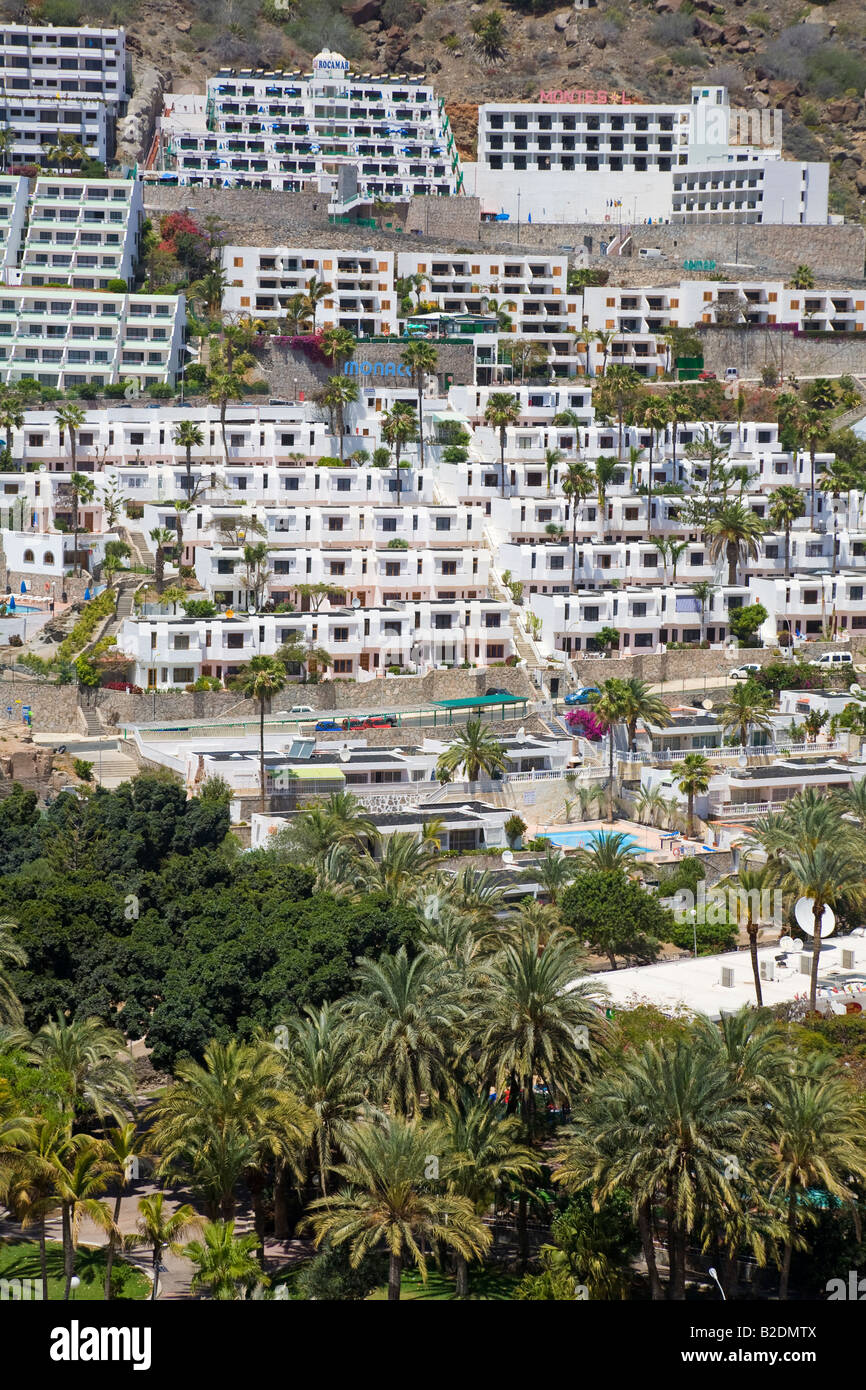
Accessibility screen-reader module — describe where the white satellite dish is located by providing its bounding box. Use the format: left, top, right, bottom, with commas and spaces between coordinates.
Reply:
351, 597, 361, 608
339, 747, 351, 762
794, 897, 836, 937
702, 699, 713, 711
851, 683, 862, 695
501, 849, 514, 864
779, 935, 798, 952
737, 754, 749, 768
517, 726, 526, 740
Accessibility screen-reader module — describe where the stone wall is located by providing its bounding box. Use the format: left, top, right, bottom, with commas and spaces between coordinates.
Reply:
698, 323, 866, 377
569, 640, 845, 688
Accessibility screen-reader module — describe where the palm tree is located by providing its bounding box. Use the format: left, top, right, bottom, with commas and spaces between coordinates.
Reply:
233, 656, 288, 811
401, 340, 438, 473
185, 1219, 264, 1300
765, 1063, 866, 1299
304, 1114, 491, 1301
593, 455, 619, 536
578, 829, 644, 874
281, 293, 313, 336
718, 858, 779, 1005
676, 752, 712, 838
435, 718, 506, 784
589, 679, 631, 822
776, 837, 864, 1014
357, 833, 439, 897
544, 446, 563, 497
0, 920, 25, 1024
380, 402, 418, 505
0, 387, 24, 469
562, 458, 594, 588
1, 1120, 69, 1301
721, 685, 773, 751
642, 397, 672, 497
633, 785, 668, 828
302, 273, 332, 321
148, 526, 175, 594
101, 1123, 139, 1300
668, 387, 693, 472
278, 1004, 366, 1196
619, 677, 670, 752
67, 470, 96, 579
320, 376, 359, 460
800, 406, 828, 527
320, 327, 357, 371
593, 328, 615, 377
187, 266, 228, 318
28, 1015, 134, 1129
54, 1139, 116, 1300
525, 845, 576, 904
484, 392, 521, 497
242, 540, 270, 610
345, 947, 464, 1116
129, 1193, 200, 1301
768, 485, 806, 578
432, 1089, 539, 1297
557, 1040, 754, 1299
691, 581, 716, 645
173, 420, 205, 496
707, 500, 764, 586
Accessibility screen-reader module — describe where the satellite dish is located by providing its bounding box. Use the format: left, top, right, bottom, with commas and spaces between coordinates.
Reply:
351, 597, 361, 609
517, 726, 526, 740
502, 849, 514, 864
795, 897, 836, 937
737, 754, 749, 768
779, 935, 798, 952
339, 747, 351, 762
851, 683, 862, 695
702, 699, 713, 711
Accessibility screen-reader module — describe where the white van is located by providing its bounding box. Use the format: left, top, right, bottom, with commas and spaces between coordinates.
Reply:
638, 247, 662, 259
815, 651, 853, 667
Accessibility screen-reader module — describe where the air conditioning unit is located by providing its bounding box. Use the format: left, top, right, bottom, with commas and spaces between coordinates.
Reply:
800, 954, 813, 975
760, 960, 774, 982
842, 949, 856, 970
720, 966, 735, 988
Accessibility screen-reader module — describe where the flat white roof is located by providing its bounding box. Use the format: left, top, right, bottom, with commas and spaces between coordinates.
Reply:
581, 934, 866, 1020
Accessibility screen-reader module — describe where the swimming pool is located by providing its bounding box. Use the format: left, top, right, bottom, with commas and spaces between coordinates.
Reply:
540, 829, 647, 852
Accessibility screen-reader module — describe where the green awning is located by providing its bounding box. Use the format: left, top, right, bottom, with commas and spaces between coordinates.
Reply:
433, 695, 526, 710
431, 412, 470, 425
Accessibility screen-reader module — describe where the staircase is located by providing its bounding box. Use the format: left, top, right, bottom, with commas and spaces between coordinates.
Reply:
79, 705, 102, 735
123, 529, 152, 570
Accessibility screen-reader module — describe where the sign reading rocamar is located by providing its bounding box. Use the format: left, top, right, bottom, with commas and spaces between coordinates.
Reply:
313, 50, 350, 72
537, 89, 636, 104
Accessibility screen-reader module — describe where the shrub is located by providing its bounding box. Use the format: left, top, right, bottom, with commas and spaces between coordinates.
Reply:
106, 278, 129, 294
565, 707, 605, 740
182, 598, 218, 618
147, 382, 174, 399
73, 757, 94, 782
442, 445, 469, 463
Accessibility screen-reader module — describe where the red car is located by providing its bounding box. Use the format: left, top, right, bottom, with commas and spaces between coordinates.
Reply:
363, 716, 391, 729
698, 369, 717, 381
341, 717, 367, 731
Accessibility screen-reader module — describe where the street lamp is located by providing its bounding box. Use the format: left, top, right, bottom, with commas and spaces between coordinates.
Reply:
707, 1266, 726, 1300
516, 190, 521, 245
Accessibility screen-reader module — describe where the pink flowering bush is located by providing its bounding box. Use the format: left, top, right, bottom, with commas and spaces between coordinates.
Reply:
565, 707, 605, 740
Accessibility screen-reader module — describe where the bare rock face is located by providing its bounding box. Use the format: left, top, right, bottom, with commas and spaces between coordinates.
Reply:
383, 25, 410, 68
694, 17, 724, 44
116, 64, 168, 168
554, 11, 570, 32
347, 0, 383, 25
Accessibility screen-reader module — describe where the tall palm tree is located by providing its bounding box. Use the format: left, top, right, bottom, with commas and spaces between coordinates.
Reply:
721, 684, 773, 751
0, 920, 25, 1024
593, 455, 620, 537
302, 273, 332, 322
401, 339, 438, 472
768, 485, 806, 578
128, 1193, 200, 1301
278, 1004, 366, 1197
677, 752, 712, 839
633, 784, 668, 828
68, 471, 96, 579
0, 387, 24, 469
765, 1062, 866, 1299
101, 1123, 139, 1300
173, 420, 205, 496
436, 717, 506, 784
562, 458, 594, 588
619, 677, 671, 751
707, 500, 764, 586
544, 446, 563, 497
578, 829, 644, 874
799, 406, 829, 527
380, 402, 418, 505
524, 845, 576, 905
589, 678, 631, 822
356, 833, 439, 897
484, 392, 521, 498
148, 526, 175, 595
28, 1015, 134, 1129
717, 859, 780, 1006
185, 1219, 263, 1300
593, 328, 614, 377
233, 656, 288, 811
776, 838, 864, 1013
54, 1139, 116, 1300
345, 947, 465, 1116
1, 1120, 70, 1302
320, 375, 359, 460
642, 397, 672, 503
667, 387, 693, 472
691, 580, 716, 645
304, 1114, 491, 1301
432, 1089, 539, 1297
557, 1040, 754, 1299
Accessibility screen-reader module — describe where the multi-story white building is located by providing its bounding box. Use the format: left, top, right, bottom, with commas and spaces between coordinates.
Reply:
0, 286, 185, 389
468, 84, 829, 224
222, 245, 398, 335
154, 50, 462, 201
0, 92, 110, 166
18, 176, 142, 289
0, 23, 127, 108
0, 174, 29, 283
532, 584, 752, 657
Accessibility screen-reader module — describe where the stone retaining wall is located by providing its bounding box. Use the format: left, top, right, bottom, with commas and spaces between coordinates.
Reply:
698, 323, 866, 378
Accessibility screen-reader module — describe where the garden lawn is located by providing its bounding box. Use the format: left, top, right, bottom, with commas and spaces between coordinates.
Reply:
0, 1238, 149, 1300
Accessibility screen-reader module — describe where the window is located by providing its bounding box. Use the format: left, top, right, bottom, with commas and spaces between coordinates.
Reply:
23, 548, 34, 563
441, 560, 457, 576
332, 627, 349, 642
333, 658, 353, 674
42, 551, 54, 565
486, 644, 504, 660
435, 517, 451, 532
434, 614, 452, 629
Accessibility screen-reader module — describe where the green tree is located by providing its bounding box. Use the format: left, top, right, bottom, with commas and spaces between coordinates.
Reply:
435, 718, 507, 783
232, 656, 288, 811
721, 684, 773, 750
562, 459, 594, 588
400, 339, 438, 473
560, 869, 669, 969
472, 7, 507, 57
707, 500, 764, 586
768, 485, 805, 578
380, 402, 418, 505
589, 678, 630, 820
676, 752, 712, 838
484, 392, 521, 498
173, 420, 205, 496
619, 677, 671, 750
320, 375, 359, 460
148, 526, 175, 595
185, 1219, 264, 1300
129, 1192, 200, 1301
66, 470, 96, 579
278, 1003, 367, 1196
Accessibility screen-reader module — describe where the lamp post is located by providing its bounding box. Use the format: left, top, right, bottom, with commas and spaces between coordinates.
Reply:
708, 1266, 726, 1300
516, 190, 521, 245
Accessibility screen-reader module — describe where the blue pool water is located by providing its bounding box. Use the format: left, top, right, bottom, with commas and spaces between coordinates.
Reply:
540, 829, 647, 852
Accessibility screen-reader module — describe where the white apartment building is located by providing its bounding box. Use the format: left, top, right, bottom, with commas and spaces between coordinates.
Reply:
19, 176, 142, 288
117, 598, 514, 688
0, 286, 185, 389
0, 92, 110, 166
154, 50, 462, 201
532, 584, 752, 658
0, 175, 29, 282
752, 572, 866, 643
222, 245, 398, 335
0, 23, 127, 108
467, 85, 826, 223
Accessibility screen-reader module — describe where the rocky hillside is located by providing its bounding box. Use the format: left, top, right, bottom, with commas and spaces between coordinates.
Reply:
11, 0, 866, 216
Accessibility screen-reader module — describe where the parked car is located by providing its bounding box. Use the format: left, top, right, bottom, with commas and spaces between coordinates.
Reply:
341, 717, 367, 730
288, 704, 315, 714
698, 369, 717, 381
486, 687, 512, 697
724, 367, 739, 380
363, 716, 392, 728
815, 650, 853, 667
314, 719, 341, 732
729, 663, 762, 680
564, 686, 600, 705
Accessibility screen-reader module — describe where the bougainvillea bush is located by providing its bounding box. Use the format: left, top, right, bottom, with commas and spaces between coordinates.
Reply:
565, 707, 605, 740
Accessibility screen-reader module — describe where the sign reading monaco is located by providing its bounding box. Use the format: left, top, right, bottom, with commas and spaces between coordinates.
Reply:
344, 360, 412, 377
